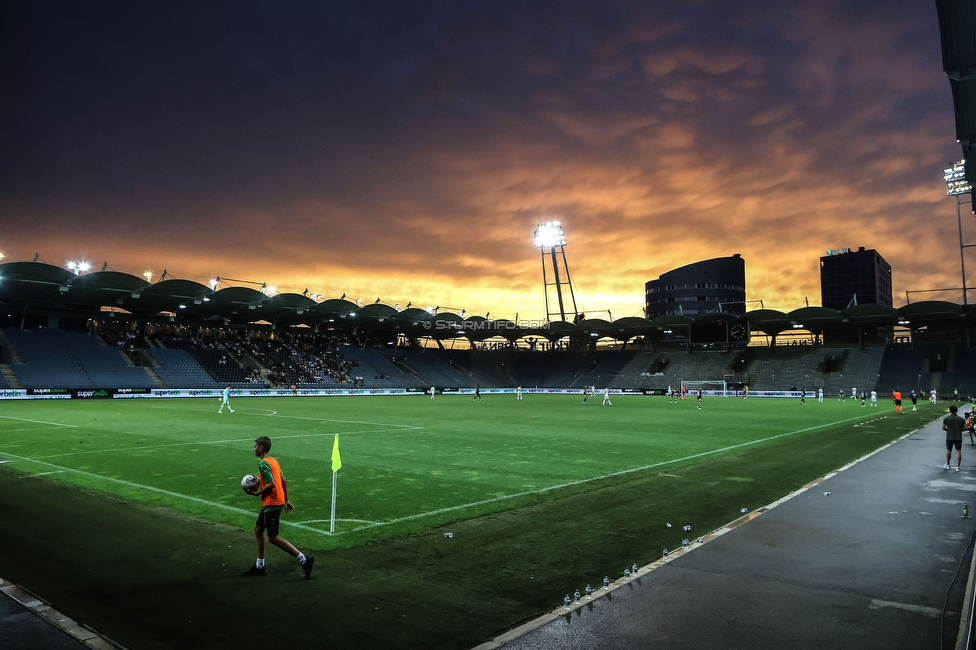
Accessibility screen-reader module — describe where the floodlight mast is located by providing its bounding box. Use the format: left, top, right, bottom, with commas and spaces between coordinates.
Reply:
533, 221, 579, 322
945, 159, 974, 305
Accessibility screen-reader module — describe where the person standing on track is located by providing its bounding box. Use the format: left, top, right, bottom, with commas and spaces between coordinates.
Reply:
944, 406, 965, 472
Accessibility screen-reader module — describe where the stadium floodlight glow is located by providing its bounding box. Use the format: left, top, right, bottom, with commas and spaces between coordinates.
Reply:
534, 220, 578, 322
534, 221, 566, 248
143, 271, 153, 282
66, 260, 90, 275
209, 278, 218, 290
945, 160, 972, 304
945, 160, 972, 196
0, 252, 4, 261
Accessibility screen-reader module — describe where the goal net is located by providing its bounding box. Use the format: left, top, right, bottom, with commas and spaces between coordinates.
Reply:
680, 380, 729, 396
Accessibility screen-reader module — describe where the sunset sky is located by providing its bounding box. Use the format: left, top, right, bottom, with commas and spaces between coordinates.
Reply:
0, 1, 969, 320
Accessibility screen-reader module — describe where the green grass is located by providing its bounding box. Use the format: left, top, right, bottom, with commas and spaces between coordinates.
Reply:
0, 395, 940, 649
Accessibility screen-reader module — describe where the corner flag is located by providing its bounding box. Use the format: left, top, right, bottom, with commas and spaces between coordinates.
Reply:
331, 434, 342, 472
329, 434, 342, 534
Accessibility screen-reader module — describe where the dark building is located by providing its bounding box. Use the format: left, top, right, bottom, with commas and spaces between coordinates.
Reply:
645, 255, 746, 319
819, 247, 892, 310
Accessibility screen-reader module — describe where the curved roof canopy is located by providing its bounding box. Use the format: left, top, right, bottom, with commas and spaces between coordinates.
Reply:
899, 300, 964, 323
2, 261, 973, 341
649, 314, 693, 330
787, 307, 843, 333
743, 309, 790, 335
841, 304, 901, 327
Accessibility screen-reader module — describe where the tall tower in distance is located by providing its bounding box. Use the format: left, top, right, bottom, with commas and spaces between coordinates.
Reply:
534, 221, 579, 323
820, 247, 892, 309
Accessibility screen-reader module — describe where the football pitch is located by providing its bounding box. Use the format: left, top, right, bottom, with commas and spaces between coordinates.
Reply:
0, 394, 937, 649
0, 394, 901, 547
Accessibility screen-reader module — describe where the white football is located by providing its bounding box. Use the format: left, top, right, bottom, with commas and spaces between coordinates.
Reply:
241, 474, 259, 490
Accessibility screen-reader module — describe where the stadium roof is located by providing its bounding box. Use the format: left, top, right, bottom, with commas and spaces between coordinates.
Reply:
936, 0, 976, 209
0, 261, 971, 343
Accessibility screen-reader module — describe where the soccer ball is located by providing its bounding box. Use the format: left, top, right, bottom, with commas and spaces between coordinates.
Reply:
241, 474, 259, 491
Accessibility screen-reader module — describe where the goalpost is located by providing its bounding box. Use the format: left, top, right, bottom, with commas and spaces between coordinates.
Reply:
680, 380, 729, 396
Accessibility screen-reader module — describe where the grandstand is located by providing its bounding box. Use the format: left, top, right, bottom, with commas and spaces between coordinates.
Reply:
0, 260, 974, 397
381, 348, 473, 388
3, 327, 157, 389
4, 322, 970, 399
146, 348, 223, 389
338, 345, 425, 389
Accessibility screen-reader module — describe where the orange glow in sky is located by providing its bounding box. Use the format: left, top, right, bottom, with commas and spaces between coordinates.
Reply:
1, 2, 969, 319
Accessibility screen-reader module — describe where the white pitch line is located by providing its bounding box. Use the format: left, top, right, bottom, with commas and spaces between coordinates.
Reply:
271, 414, 424, 430
0, 450, 334, 536
334, 411, 882, 535
139, 403, 423, 429
32, 427, 411, 460
0, 415, 77, 428
299, 518, 381, 525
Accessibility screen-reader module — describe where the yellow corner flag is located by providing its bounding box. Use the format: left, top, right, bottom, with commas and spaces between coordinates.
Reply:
331, 434, 342, 472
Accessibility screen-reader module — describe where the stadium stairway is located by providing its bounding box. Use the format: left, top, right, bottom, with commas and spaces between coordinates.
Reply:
462, 350, 516, 387
571, 350, 636, 389
0, 366, 17, 388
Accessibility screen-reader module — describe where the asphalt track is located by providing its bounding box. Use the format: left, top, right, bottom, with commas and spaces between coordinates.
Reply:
5, 417, 976, 650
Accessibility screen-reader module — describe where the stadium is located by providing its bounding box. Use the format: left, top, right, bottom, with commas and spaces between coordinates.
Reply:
2, 249, 976, 650
6, 2, 976, 650
1, 259, 975, 397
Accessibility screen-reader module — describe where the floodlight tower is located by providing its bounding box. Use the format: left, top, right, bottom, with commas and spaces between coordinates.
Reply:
945, 159, 974, 305
534, 221, 579, 322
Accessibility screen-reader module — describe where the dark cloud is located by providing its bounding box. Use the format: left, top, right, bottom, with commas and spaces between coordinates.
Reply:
0, 0, 964, 316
